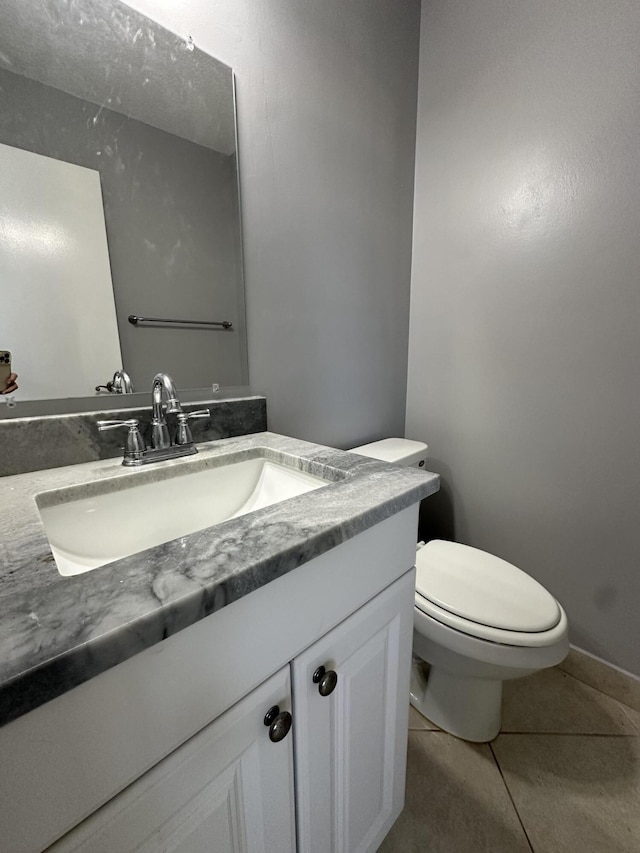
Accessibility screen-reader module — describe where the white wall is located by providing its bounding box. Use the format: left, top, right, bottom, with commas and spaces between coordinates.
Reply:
123, 0, 420, 447
407, 0, 640, 676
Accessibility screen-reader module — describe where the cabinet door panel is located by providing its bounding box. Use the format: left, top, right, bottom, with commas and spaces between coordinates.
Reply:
292, 569, 414, 853
49, 667, 296, 853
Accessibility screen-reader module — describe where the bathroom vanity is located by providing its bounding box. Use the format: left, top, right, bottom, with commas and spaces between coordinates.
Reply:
0, 432, 438, 852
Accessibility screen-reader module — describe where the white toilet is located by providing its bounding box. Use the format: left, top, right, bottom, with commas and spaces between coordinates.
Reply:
349, 438, 569, 742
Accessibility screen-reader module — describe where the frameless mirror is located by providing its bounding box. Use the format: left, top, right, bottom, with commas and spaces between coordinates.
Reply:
0, 0, 247, 415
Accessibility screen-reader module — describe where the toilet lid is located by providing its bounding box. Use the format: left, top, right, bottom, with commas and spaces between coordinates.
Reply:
415, 540, 561, 633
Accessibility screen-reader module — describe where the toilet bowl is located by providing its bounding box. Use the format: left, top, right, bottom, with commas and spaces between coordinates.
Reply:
411, 539, 568, 741
349, 438, 569, 742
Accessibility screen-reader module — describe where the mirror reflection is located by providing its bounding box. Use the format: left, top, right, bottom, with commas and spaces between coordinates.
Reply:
0, 0, 247, 411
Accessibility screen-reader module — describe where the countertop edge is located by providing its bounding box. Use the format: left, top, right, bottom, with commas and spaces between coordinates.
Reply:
0, 432, 439, 726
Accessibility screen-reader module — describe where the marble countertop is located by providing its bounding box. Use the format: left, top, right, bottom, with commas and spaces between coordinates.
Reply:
0, 432, 439, 726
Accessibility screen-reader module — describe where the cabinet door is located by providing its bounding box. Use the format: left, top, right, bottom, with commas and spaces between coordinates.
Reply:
292, 569, 415, 853
49, 666, 296, 853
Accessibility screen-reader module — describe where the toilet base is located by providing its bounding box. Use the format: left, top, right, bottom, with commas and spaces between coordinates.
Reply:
410, 659, 502, 742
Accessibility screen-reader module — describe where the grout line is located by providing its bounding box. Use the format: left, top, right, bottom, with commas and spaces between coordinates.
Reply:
489, 742, 536, 853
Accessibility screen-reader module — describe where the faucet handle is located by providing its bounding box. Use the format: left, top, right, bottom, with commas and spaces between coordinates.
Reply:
175, 409, 210, 445
97, 418, 146, 458
97, 418, 140, 431
181, 408, 210, 420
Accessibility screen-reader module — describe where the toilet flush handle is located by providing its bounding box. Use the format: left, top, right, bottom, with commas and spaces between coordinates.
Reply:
313, 665, 338, 697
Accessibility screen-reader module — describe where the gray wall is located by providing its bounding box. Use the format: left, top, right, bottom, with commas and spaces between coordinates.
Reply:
125, 0, 421, 447
407, 0, 640, 676
0, 67, 244, 390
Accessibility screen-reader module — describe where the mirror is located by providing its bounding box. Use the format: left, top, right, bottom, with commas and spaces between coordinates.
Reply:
0, 0, 247, 415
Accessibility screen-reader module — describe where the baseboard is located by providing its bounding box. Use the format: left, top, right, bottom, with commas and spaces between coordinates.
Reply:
558, 646, 640, 713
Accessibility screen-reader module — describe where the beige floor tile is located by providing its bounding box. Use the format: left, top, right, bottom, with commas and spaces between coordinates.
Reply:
559, 648, 640, 713
408, 704, 440, 730
378, 731, 532, 853
492, 734, 640, 853
501, 667, 640, 735
619, 702, 640, 734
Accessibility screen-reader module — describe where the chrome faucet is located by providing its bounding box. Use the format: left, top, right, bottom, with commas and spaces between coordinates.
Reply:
150, 372, 183, 449
95, 369, 135, 394
97, 372, 210, 466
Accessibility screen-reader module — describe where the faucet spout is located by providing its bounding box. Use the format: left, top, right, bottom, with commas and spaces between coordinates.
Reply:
151, 373, 182, 448
113, 369, 134, 394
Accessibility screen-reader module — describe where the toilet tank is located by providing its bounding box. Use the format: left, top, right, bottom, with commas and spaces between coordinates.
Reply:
348, 438, 428, 468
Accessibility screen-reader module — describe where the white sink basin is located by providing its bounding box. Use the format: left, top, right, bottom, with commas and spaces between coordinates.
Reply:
37, 456, 329, 577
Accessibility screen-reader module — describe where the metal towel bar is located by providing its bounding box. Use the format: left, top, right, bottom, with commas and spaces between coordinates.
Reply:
128, 315, 232, 329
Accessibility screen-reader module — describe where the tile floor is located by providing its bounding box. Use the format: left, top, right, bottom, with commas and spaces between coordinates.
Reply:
379, 667, 640, 853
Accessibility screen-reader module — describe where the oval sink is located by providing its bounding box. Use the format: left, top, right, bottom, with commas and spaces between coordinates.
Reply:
37, 456, 329, 577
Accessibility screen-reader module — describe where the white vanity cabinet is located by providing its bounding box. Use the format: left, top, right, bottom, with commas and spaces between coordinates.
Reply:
293, 573, 412, 853
0, 508, 419, 853
48, 572, 413, 853
48, 666, 298, 853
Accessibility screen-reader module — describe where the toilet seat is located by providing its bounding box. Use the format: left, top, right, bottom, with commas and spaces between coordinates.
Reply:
415, 540, 564, 647
415, 591, 568, 647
